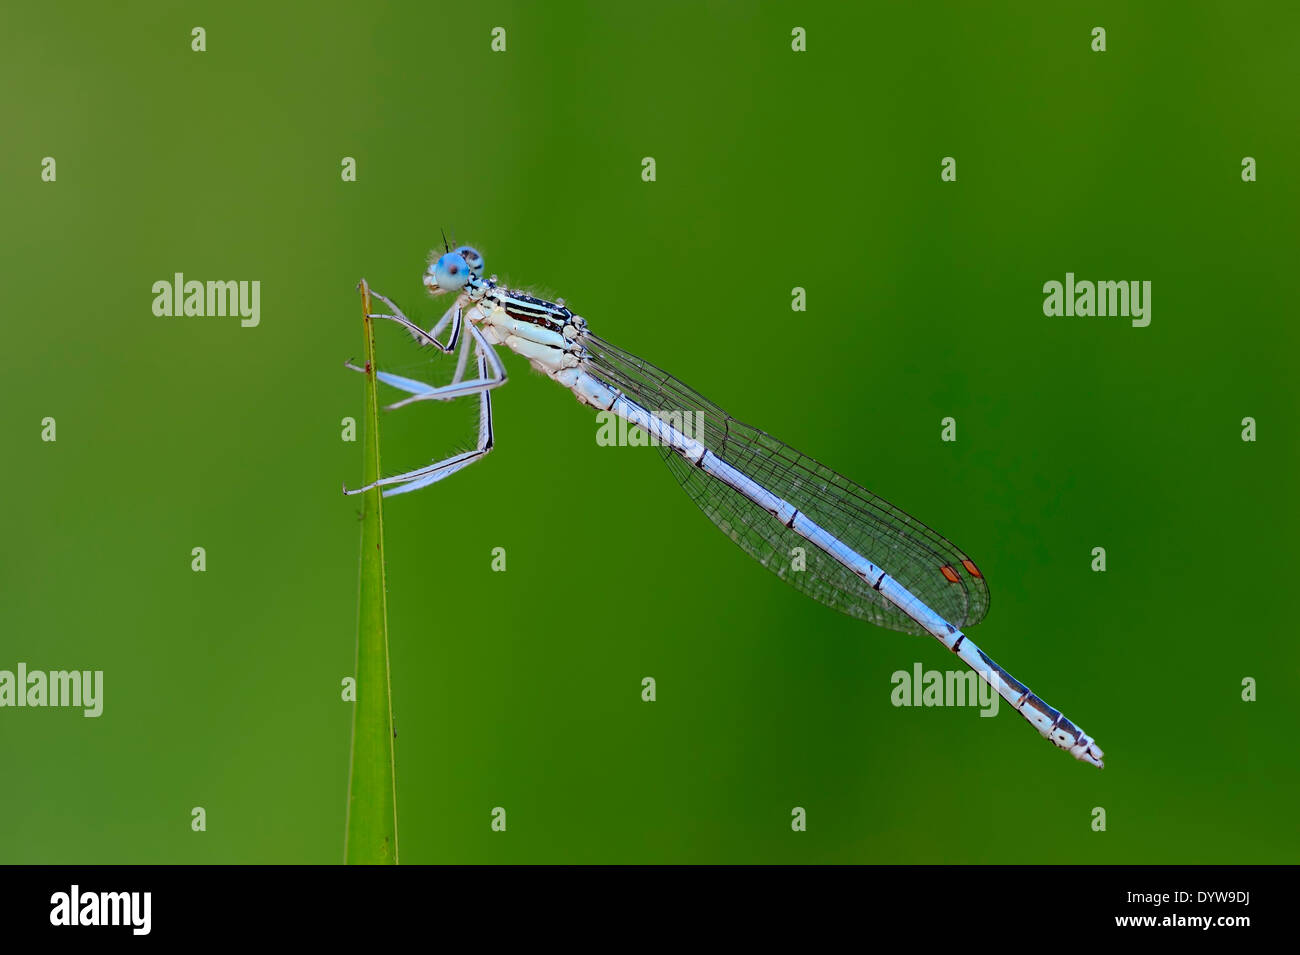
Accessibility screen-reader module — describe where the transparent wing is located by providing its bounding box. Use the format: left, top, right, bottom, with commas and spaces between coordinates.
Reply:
579, 333, 990, 635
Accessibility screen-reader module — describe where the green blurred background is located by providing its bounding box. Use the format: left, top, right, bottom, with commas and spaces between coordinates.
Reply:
2, 1, 1297, 863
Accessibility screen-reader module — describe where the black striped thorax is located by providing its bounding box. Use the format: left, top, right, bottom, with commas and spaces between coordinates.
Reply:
473, 279, 574, 335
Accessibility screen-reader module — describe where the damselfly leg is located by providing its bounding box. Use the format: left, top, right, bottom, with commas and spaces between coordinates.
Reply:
380, 324, 506, 411
367, 288, 462, 354
375, 350, 496, 497
344, 286, 503, 497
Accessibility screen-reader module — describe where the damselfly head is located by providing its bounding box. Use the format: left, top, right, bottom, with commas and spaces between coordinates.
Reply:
425, 251, 471, 295
424, 245, 484, 295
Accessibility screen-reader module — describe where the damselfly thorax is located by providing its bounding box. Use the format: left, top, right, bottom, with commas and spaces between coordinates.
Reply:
462, 281, 588, 381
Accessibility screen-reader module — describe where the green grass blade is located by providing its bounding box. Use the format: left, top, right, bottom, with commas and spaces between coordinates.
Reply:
344, 279, 399, 864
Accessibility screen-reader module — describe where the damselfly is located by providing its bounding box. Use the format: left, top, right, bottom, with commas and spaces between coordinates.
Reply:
344, 244, 1105, 768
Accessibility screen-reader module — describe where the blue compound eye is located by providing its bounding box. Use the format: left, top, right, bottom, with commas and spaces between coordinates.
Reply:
454, 245, 484, 277
431, 252, 470, 291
